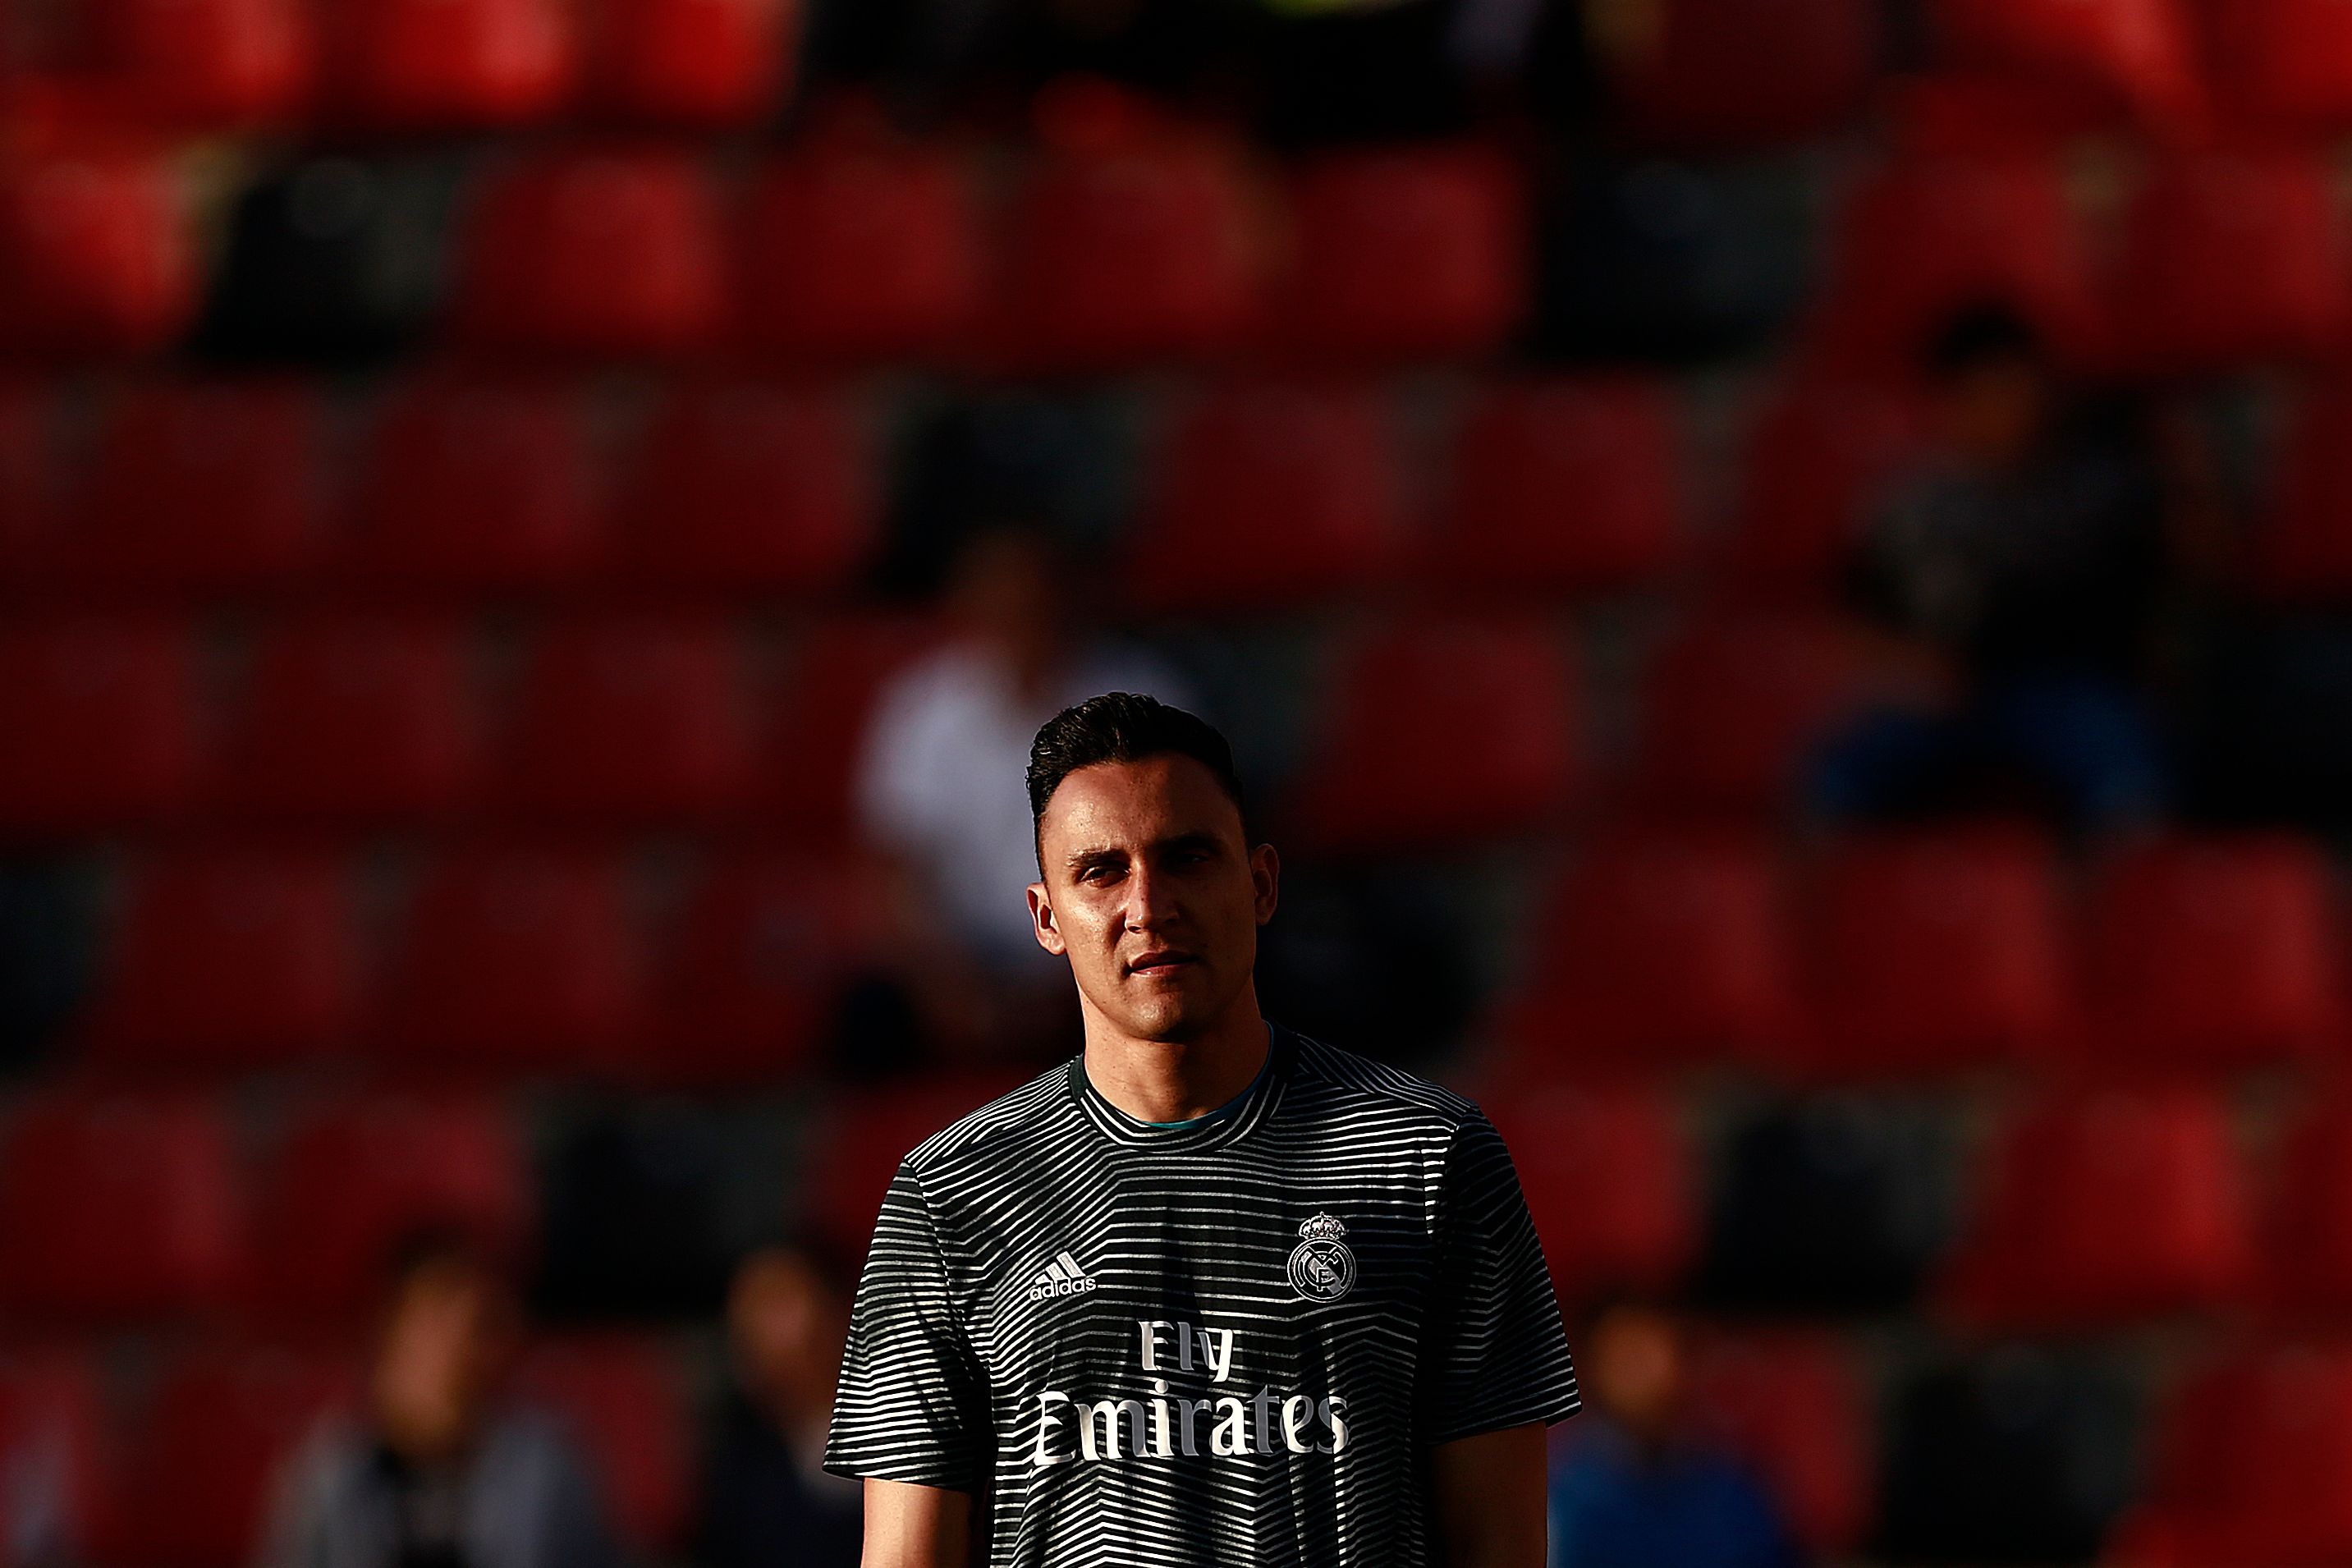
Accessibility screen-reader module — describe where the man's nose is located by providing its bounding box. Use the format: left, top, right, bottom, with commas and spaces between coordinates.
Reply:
1124, 863, 1180, 929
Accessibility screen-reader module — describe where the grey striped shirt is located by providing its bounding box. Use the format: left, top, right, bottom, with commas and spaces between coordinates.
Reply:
824, 1020, 1581, 1566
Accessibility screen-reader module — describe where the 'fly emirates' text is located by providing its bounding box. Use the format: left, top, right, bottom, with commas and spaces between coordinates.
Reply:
1029, 1319, 1350, 1469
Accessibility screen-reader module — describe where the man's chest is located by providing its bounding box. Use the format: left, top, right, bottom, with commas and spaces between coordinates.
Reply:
945, 1154, 1447, 1439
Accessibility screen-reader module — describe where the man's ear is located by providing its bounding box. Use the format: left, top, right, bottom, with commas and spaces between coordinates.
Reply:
1028, 881, 1067, 956
1250, 841, 1280, 925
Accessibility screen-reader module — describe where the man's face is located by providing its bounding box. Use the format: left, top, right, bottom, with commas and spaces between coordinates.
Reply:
1028, 754, 1277, 1043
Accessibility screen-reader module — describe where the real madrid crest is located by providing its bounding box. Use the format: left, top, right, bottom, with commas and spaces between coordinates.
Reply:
1286, 1213, 1356, 1303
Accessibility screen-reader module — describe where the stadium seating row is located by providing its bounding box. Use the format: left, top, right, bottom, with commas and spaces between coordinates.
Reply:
19, 120, 2352, 383
0, 1333, 691, 1568
0, 133, 1529, 367
68, 844, 883, 1083
17, 1311, 2352, 1568
11, 1070, 2352, 1361
0, 607, 1596, 842
1501, 823, 2350, 1077
9, 0, 791, 132
15, 365, 2352, 617
1484, 1075, 2352, 1329
0, 1319, 1891, 1568
6, 1052, 2352, 1336
0, 374, 1685, 603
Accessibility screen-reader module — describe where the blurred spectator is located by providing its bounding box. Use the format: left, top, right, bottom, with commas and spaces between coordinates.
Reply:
252, 1228, 621, 1568
1547, 1298, 1803, 1568
1805, 305, 2202, 835
694, 1236, 863, 1568
850, 520, 1190, 1063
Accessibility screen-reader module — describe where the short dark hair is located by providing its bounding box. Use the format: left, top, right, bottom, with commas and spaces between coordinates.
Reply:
1027, 693, 1249, 869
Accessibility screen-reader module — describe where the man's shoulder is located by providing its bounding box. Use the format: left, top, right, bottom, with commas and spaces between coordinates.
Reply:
899, 1057, 1077, 1181
1280, 1025, 1492, 1139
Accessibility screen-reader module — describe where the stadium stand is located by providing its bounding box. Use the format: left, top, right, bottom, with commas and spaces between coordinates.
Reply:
12, 4, 2352, 1561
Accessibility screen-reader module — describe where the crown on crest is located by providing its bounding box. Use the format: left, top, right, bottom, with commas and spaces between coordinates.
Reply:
1297, 1213, 1346, 1242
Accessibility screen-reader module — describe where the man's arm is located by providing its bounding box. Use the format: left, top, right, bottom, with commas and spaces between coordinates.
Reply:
861, 1478, 972, 1568
1429, 1422, 1551, 1568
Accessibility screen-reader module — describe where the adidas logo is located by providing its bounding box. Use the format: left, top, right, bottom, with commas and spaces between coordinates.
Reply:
1026, 1249, 1098, 1302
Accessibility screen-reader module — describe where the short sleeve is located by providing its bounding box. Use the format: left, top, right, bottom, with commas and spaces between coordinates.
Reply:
1418, 1112, 1583, 1447
823, 1160, 993, 1490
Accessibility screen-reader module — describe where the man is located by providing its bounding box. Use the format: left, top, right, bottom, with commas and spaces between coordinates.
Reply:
252, 1226, 621, 1568
824, 692, 1580, 1566
852, 521, 1191, 1066
697, 1234, 866, 1568
1808, 302, 2183, 833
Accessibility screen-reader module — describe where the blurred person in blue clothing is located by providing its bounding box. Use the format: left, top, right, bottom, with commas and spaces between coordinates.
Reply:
1548, 1299, 1803, 1568
1806, 302, 2208, 837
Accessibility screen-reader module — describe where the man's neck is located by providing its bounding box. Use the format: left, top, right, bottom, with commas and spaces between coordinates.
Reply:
1080, 989, 1271, 1125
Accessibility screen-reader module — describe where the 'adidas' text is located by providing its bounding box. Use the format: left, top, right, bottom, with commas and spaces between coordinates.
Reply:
1026, 1249, 1098, 1302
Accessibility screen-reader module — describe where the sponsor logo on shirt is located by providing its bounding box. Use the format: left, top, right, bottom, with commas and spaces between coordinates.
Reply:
1029, 1320, 1349, 1467
1286, 1213, 1356, 1303
1026, 1249, 1098, 1302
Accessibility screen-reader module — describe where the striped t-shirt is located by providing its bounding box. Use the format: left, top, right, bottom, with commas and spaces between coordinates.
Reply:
823, 1020, 1582, 1567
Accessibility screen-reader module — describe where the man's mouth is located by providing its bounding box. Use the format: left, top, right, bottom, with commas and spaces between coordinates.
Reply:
1126, 949, 1198, 978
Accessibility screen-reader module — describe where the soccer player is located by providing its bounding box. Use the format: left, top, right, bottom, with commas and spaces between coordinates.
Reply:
824, 693, 1580, 1567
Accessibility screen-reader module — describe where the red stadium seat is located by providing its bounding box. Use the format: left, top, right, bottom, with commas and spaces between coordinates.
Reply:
452, 147, 726, 360
1274, 144, 1527, 364
218, 612, 482, 823
69, 0, 314, 126
1633, 611, 1865, 811
1479, 1078, 1698, 1301
110, 1343, 357, 1568
1607, 0, 1879, 146
576, 0, 788, 128
1799, 823, 2072, 1077
651, 850, 886, 1088
0, 1092, 245, 1323
1938, 1083, 2254, 1327
342, 376, 604, 596
0, 149, 197, 356
805, 1073, 1029, 1257
322, 0, 574, 130
58, 379, 328, 596
2112, 149, 2345, 374
80, 846, 359, 1075
493, 615, 758, 824
1126, 381, 1406, 617
249, 1091, 532, 1323
1725, 376, 1924, 591
759, 612, 951, 839
2079, 834, 2342, 1072
611, 381, 878, 596
2209, 0, 2352, 132
0, 1348, 110, 1564
1932, 0, 2203, 126
1687, 1331, 1875, 1557
2262, 1094, 2352, 1320
370, 845, 650, 1079
1290, 615, 1582, 852
1499, 828, 1797, 1070
1809, 152, 2101, 371
0, 382, 53, 587
995, 127, 1268, 372
516, 1336, 693, 1555
2115, 1341, 2352, 1566
0, 614, 202, 836
736, 139, 985, 364
2258, 377, 2352, 598
1427, 377, 1685, 597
